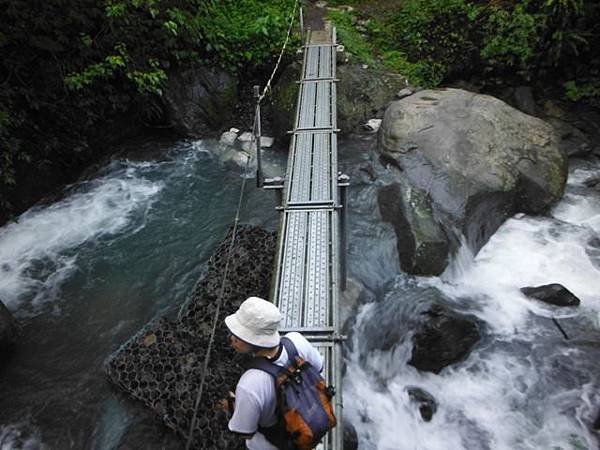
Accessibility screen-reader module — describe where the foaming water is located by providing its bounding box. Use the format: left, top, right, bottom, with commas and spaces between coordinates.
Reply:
0, 422, 43, 450
0, 163, 163, 313
344, 155, 600, 449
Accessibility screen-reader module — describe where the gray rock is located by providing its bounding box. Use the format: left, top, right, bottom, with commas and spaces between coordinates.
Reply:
343, 420, 359, 450
594, 409, 600, 430
163, 64, 237, 136
237, 131, 253, 142
396, 88, 414, 99
219, 130, 238, 146
379, 88, 568, 269
335, 64, 408, 132
271, 62, 301, 139
406, 386, 438, 421
409, 304, 480, 374
1, 300, 16, 362
514, 86, 536, 116
364, 118, 382, 132
520, 284, 581, 307
378, 182, 448, 276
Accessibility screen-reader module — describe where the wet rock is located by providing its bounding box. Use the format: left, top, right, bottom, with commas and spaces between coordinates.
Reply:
586, 237, 600, 270
379, 88, 568, 272
357, 162, 376, 183
593, 409, 600, 430
220, 129, 238, 146
343, 420, 359, 450
409, 304, 480, 374
520, 284, 581, 307
164, 64, 237, 136
378, 182, 448, 276
364, 118, 382, 132
584, 177, 600, 188
0, 300, 17, 363
406, 386, 437, 421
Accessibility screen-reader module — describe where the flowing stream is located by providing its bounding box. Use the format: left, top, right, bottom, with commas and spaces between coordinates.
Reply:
0, 135, 599, 449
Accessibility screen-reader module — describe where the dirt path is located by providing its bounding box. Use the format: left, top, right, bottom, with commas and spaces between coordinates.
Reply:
304, 1, 327, 31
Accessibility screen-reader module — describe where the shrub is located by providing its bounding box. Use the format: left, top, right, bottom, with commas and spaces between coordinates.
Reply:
480, 4, 544, 78
389, 0, 480, 80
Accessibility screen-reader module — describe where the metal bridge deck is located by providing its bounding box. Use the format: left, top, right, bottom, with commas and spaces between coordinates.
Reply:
271, 28, 343, 450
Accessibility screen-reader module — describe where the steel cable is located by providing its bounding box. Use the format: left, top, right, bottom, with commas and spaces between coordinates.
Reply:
184, 2, 301, 445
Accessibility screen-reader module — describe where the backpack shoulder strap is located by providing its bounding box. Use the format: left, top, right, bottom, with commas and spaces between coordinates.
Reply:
245, 337, 301, 378
245, 356, 283, 378
280, 336, 299, 361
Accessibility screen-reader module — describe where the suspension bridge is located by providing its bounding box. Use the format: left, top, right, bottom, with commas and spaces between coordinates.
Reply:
259, 25, 346, 450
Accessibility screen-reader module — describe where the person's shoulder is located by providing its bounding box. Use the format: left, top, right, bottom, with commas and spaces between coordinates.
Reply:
284, 331, 309, 345
284, 332, 316, 355
239, 368, 274, 389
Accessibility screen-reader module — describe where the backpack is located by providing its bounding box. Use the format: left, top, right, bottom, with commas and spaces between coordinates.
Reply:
247, 337, 337, 450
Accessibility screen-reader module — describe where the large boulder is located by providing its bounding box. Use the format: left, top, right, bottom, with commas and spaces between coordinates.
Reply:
1, 300, 17, 362
378, 88, 568, 273
409, 304, 480, 374
163, 64, 237, 136
336, 64, 407, 133
378, 182, 448, 275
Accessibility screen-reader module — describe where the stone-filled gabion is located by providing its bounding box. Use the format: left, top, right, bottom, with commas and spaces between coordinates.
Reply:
105, 225, 277, 449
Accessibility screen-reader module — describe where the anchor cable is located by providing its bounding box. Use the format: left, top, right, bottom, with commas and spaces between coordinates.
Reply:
184, 2, 301, 446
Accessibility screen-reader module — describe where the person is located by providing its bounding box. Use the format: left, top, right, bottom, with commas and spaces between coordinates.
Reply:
219, 296, 324, 450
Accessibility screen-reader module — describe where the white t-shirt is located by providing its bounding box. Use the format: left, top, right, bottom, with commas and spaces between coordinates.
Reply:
228, 332, 324, 450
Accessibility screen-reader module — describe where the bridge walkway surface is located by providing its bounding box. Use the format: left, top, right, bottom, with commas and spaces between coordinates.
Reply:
271, 27, 344, 450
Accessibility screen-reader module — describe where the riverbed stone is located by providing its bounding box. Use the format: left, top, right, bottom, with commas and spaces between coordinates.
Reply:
343, 420, 359, 450
379, 88, 568, 272
378, 182, 448, 275
163, 64, 237, 137
406, 386, 438, 421
409, 304, 480, 374
1, 300, 17, 363
520, 283, 581, 307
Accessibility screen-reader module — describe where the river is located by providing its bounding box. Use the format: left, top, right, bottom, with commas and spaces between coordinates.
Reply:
0, 135, 599, 449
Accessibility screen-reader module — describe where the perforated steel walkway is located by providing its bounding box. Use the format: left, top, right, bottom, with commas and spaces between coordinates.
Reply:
271, 28, 343, 450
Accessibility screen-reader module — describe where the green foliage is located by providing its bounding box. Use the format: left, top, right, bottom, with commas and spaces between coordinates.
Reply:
480, 4, 543, 77
564, 80, 600, 101
198, 0, 297, 72
0, 0, 299, 218
389, 0, 480, 81
328, 10, 376, 66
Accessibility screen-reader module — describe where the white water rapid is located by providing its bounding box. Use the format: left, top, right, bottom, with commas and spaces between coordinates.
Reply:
344, 160, 600, 450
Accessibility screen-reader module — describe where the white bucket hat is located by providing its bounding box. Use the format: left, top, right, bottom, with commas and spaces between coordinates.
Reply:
225, 296, 282, 348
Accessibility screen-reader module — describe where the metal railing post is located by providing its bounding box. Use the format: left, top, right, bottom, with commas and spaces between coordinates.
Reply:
299, 2, 305, 39
338, 173, 350, 291
264, 176, 285, 209
254, 85, 263, 188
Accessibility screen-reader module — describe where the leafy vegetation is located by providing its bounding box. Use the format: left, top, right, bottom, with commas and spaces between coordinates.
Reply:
327, 0, 600, 97
0, 0, 296, 220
